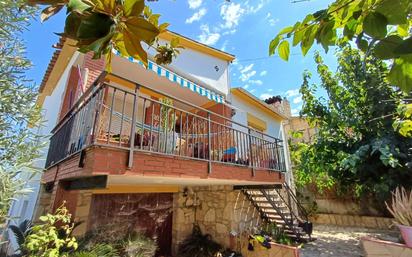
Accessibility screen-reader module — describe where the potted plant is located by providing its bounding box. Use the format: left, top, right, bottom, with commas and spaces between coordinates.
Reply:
386, 187, 412, 247
159, 98, 177, 154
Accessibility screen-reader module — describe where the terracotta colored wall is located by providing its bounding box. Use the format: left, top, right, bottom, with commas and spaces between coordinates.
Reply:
83, 52, 105, 89
59, 66, 80, 121
58, 52, 105, 122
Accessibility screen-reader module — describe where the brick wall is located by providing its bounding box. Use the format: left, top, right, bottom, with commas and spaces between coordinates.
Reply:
88, 147, 283, 183
59, 66, 80, 121
83, 52, 105, 89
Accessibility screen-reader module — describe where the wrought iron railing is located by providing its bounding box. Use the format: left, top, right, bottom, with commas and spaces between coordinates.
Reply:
45, 73, 287, 174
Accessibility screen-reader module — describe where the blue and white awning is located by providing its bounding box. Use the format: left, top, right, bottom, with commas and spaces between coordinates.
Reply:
113, 49, 225, 103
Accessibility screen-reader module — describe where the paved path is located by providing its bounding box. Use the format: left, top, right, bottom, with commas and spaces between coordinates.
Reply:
300, 225, 399, 257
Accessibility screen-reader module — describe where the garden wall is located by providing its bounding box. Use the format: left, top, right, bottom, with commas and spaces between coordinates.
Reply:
299, 186, 394, 229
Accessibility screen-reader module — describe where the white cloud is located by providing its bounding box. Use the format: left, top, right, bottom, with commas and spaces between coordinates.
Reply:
198, 24, 220, 45
222, 29, 237, 36
186, 8, 207, 24
260, 93, 273, 100
220, 40, 228, 52
241, 64, 254, 74
285, 89, 300, 98
266, 12, 279, 26
293, 96, 302, 104
249, 79, 263, 85
260, 70, 267, 76
245, 0, 265, 14
250, 89, 256, 93
188, 0, 202, 9
240, 70, 256, 82
220, 3, 245, 29
291, 108, 300, 116
268, 88, 273, 92
243, 85, 249, 89
269, 18, 279, 26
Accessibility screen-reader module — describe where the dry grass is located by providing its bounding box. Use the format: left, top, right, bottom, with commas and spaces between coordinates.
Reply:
385, 187, 412, 226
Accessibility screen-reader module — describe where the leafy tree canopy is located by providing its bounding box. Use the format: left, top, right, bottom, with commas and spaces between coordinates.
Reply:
291, 45, 412, 204
25, 0, 182, 69
269, 0, 412, 92
0, 0, 43, 225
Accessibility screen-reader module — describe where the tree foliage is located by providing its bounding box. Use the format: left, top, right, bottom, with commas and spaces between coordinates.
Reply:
269, 0, 412, 92
0, 0, 43, 225
291, 45, 412, 203
26, 0, 182, 69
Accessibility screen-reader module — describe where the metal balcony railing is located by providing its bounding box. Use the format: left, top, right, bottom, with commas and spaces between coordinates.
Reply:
45, 73, 287, 174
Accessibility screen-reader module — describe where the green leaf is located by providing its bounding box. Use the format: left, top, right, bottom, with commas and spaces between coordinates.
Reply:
159, 22, 169, 32
317, 21, 336, 53
170, 37, 179, 48
124, 17, 159, 44
394, 37, 412, 55
269, 36, 280, 56
63, 13, 82, 38
293, 27, 305, 46
123, 29, 148, 65
363, 12, 388, 39
76, 13, 113, 40
67, 0, 91, 13
373, 35, 403, 59
343, 18, 358, 40
40, 4, 64, 22
375, 0, 408, 25
123, 0, 145, 17
388, 55, 412, 92
397, 24, 409, 37
301, 24, 318, 56
278, 26, 294, 35
278, 40, 290, 61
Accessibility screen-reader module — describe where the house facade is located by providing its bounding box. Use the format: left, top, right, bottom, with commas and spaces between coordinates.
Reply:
32, 31, 310, 256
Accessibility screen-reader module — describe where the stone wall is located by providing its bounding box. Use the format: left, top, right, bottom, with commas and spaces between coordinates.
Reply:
32, 185, 52, 222
172, 185, 264, 253
73, 190, 92, 236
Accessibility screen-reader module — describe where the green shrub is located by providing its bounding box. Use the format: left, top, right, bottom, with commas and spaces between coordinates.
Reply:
177, 224, 222, 257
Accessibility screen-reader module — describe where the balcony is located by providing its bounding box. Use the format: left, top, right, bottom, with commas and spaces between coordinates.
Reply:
45, 73, 286, 184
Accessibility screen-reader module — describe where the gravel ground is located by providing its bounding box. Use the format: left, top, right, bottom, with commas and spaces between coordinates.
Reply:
300, 225, 399, 257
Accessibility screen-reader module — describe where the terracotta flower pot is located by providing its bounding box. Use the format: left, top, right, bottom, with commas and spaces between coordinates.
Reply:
398, 224, 412, 247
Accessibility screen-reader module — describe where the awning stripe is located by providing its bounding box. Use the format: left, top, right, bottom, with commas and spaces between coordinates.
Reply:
113, 49, 225, 103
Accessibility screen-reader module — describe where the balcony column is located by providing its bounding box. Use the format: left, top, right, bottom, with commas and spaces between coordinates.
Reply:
128, 85, 140, 168
248, 128, 255, 177
207, 112, 212, 174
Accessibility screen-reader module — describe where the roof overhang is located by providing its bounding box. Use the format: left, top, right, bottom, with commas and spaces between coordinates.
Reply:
159, 31, 236, 62
37, 38, 77, 107
231, 88, 287, 121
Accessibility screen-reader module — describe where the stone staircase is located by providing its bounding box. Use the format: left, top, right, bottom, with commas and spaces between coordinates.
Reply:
235, 183, 313, 242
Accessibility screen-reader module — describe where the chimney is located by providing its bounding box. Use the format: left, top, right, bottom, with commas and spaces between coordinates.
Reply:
264, 96, 292, 118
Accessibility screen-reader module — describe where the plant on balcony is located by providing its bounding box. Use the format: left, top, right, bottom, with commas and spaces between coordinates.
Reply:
159, 97, 177, 154
386, 187, 412, 247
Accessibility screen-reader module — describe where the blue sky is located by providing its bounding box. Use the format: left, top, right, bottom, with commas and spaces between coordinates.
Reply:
23, 0, 335, 116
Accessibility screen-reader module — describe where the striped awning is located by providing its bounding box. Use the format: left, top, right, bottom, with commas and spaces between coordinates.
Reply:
113, 49, 225, 103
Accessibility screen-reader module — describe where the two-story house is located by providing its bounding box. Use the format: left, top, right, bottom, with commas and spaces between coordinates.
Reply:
33, 31, 311, 256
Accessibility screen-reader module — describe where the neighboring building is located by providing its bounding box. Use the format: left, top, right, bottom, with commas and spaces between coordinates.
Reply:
13, 31, 311, 255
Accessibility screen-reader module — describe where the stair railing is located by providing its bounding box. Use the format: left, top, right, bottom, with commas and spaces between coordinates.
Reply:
282, 182, 309, 222
260, 189, 301, 240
